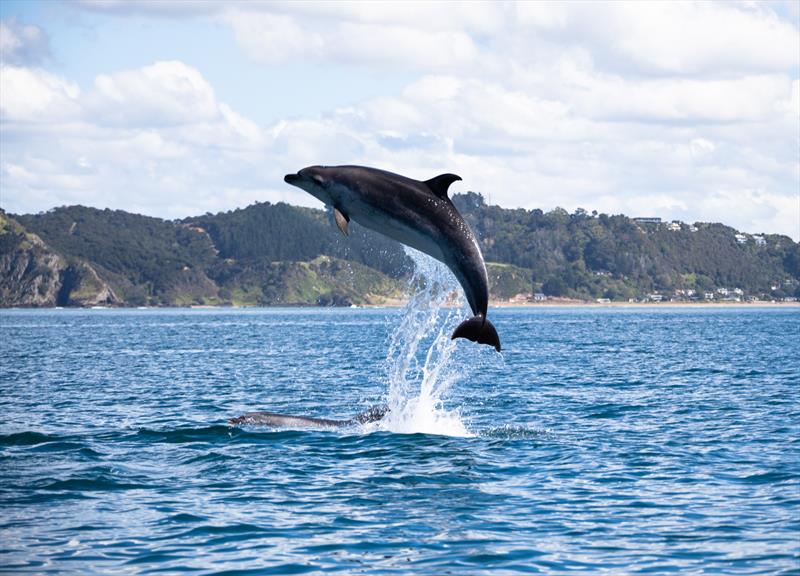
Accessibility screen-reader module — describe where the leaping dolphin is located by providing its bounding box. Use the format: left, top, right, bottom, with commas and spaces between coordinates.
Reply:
229, 405, 389, 429
284, 165, 501, 351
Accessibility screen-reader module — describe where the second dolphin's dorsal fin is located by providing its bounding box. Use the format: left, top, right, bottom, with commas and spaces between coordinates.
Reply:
423, 173, 462, 199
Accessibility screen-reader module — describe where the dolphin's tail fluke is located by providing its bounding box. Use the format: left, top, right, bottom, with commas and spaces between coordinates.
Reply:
451, 315, 501, 352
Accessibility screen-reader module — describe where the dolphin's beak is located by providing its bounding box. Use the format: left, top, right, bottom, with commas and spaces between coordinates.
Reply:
284, 173, 301, 185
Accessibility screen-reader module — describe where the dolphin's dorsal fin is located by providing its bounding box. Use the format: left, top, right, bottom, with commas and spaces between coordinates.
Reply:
424, 173, 462, 199
334, 207, 349, 236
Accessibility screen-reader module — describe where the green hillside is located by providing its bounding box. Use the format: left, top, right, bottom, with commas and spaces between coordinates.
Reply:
15, 207, 220, 306
454, 193, 799, 300
184, 203, 409, 277
214, 255, 402, 307
3, 193, 798, 308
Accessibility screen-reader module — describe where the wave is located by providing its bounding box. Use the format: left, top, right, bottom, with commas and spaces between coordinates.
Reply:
0, 431, 67, 446
132, 424, 316, 444
134, 425, 234, 443
39, 477, 149, 492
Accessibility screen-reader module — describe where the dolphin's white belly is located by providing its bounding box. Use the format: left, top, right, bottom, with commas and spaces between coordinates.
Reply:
340, 193, 449, 264
356, 206, 447, 263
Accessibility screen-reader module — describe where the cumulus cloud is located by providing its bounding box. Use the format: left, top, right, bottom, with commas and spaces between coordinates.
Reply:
75, 2, 799, 76
1, 60, 269, 217
222, 9, 479, 69
90, 61, 219, 126
563, 72, 795, 124
0, 66, 81, 122
566, 2, 799, 76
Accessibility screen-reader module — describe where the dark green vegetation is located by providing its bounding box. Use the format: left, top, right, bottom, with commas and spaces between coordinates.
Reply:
2, 193, 798, 307
453, 193, 799, 301
3, 205, 406, 307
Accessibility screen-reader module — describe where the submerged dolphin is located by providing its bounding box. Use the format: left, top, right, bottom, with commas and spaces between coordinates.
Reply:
229, 405, 389, 429
284, 165, 501, 351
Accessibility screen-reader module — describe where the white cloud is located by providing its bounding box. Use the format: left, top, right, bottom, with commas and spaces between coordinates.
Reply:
0, 65, 81, 122
1, 60, 271, 218
224, 10, 479, 69
75, 1, 799, 77
694, 189, 799, 240
223, 12, 320, 64
90, 60, 219, 126
514, 2, 569, 30
690, 138, 715, 157
564, 73, 795, 123
571, 2, 799, 76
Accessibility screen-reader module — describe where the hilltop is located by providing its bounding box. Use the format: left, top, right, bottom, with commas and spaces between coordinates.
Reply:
1, 193, 798, 307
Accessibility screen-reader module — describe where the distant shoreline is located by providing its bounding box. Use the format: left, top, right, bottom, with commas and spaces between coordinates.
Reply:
488, 299, 800, 308
2, 301, 798, 310
364, 296, 800, 309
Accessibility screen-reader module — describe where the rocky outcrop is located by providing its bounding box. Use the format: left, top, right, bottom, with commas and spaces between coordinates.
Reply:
0, 213, 65, 306
0, 213, 120, 307
57, 261, 120, 307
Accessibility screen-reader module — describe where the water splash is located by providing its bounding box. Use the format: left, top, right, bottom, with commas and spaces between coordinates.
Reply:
371, 249, 474, 438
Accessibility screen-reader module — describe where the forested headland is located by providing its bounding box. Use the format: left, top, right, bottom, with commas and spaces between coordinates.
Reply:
2, 193, 798, 307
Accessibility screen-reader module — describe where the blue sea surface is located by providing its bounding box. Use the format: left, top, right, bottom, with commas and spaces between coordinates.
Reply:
1, 306, 798, 574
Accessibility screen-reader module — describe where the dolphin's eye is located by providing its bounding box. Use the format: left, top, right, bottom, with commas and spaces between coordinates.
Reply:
312, 175, 325, 186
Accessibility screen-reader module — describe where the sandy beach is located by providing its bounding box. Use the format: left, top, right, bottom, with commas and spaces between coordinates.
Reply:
488, 299, 800, 308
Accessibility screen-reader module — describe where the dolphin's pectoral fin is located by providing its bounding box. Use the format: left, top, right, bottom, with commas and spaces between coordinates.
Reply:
451, 315, 501, 352
424, 173, 462, 199
333, 207, 350, 236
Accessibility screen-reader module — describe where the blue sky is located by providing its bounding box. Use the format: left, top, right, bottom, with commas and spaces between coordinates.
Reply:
1, 1, 798, 238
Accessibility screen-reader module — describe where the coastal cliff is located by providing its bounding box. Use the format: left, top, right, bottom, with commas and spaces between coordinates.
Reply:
0, 212, 119, 307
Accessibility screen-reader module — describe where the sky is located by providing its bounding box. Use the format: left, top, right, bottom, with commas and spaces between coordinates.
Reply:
1, 1, 798, 239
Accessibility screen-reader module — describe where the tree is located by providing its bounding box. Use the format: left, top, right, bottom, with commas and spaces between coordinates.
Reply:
542, 277, 567, 297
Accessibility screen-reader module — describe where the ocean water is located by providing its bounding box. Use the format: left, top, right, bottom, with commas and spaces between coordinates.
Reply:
1, 288, 799, 572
